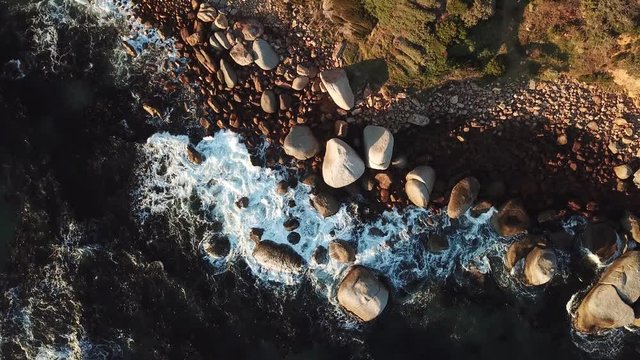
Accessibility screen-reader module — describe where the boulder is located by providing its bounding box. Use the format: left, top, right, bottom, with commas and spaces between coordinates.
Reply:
219, 59, 237, 88
312, 246, 328, 265
202, 237, 230, 259
582, 222, 618, 261
329, 240, 356, 263
337, 266, 389, 321
234, 18, 264, 40
187, 144, 204, 164
621, 211, 640, 244
292, 76, 310, 91
260, 90, 277, 114
363, 125, 394, 170
230, 43, 254, 66
213, 12, 228, 29
505, 235, 538, 271
574, 251, 640, 333
523, 246, 557, 286
447, 176, 480, 218
252, 39, 279, 70
196, 3, 217, 22
405, 166, 435, 208
312, 192, 340, 218
214, 31, 231, 49
491, 199, 530, 237
322, 138, 365, 188
252, 240, 305, 273
283, 125, 320, 160
319, 69, 354, 110
614, 164, 633, 180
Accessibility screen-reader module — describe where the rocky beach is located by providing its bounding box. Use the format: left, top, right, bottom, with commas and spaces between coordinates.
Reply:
1, 0, 640, 358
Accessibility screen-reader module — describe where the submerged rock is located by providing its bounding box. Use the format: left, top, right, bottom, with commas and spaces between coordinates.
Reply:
319, 69, 354, 110
447, 176, 480, 219
283, 126, 319, 160
405, 166, 435, 208
582, 222, 618, 261
574, 251, 640, 333
322, 138, 365, 188
337, 266, 389, 321
523, 246, 557, 286
312, 246, 328, 265
363, 125, 394, 170
491, 199, 530, 237
252, 240, 305, 273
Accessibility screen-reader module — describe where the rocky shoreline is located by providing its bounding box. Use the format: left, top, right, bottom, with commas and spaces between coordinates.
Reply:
120, 0, 640, 330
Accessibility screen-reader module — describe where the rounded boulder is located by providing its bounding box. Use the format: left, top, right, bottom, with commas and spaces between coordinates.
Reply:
337, 266, 389, 321
363, 125, 394, 170
322, 138, 365, 188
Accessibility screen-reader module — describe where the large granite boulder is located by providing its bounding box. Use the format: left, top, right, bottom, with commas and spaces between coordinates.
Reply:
252, 39, 279, 70
230, 43, 254, 66
491, 199, 530, 237
283, 125, 319, 160
337, 266, 389, 321
447, 176, 480, 218
252, 240, 305, 274
523, 246, 557, 286
574, 251, 640, 333
405, 166, 436, 208
319, 69, 354, 110
582, 222, 618, 261
363, 125, 394, 170
322, 138, 365, 188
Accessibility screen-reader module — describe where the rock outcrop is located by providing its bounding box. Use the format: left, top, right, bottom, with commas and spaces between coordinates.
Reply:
491, 199, 530, 237
319, 69, 354, 110
447, 176, 480, 218
252, 240, 305, 273
405, 166, 435, 208
574, 251, 640, 333
337, 266, 389, 321
283, 125, 320, 160
363, 125, 394, 170
322, 138, 364, 188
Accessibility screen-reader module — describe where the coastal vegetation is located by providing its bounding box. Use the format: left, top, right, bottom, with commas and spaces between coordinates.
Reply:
316, 0, 640, 89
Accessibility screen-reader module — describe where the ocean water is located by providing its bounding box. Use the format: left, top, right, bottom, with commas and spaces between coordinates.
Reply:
1, 0, 640, 358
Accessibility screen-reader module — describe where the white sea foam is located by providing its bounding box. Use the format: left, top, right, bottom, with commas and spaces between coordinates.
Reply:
134, 131, 510, 299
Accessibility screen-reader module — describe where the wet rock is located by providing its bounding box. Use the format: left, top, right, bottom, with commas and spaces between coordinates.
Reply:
621, 211, 640, 244
505, 235, 537, 271
287, 232, 301, 245
470, 201, 493, 217
363, 125, 394, 170
292, 76, 310, 91
276, 180, 288, 195
574, 251, 640, 333
187, 144, 204, 164
614, 164, 633, 180
283, 218, 300, 231
319, 69, 354, 110
322, 138, 365, 188
312, 192, 340, 218
329, 240, 356, 263
230, 43, 254, 66
235, 197, 249, 208
427, 234, 449, 253
337, 266, 389, 321
202, 237, 230, 258
220, 59, 237, 88
260, 90, 277, 113
523, 246, 557, 286
374, 173, 392, 190
283, 125, 320, 160
447, 176, 480, 219
312, 246, 328, 265
252, 39, 279, 70
252, 240, 305, 273
234, 18, 263, 40
249, 228, 264, 243
582, 222, 618, 261
196, 3, 217, 22
405, 166, 436, 208
491, 199, 530, 237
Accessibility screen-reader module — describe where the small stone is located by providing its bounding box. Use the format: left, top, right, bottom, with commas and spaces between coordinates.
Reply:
614, 164, 632, 180
556, 134, 568, 146
586, 121, 598, 131
292, 76, 310, 91
287, 232, 301, 245
283, 218, 300, 231
261, 90, 278, 114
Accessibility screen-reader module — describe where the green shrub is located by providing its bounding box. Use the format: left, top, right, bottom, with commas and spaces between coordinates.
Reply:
483, 55, 506, 77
